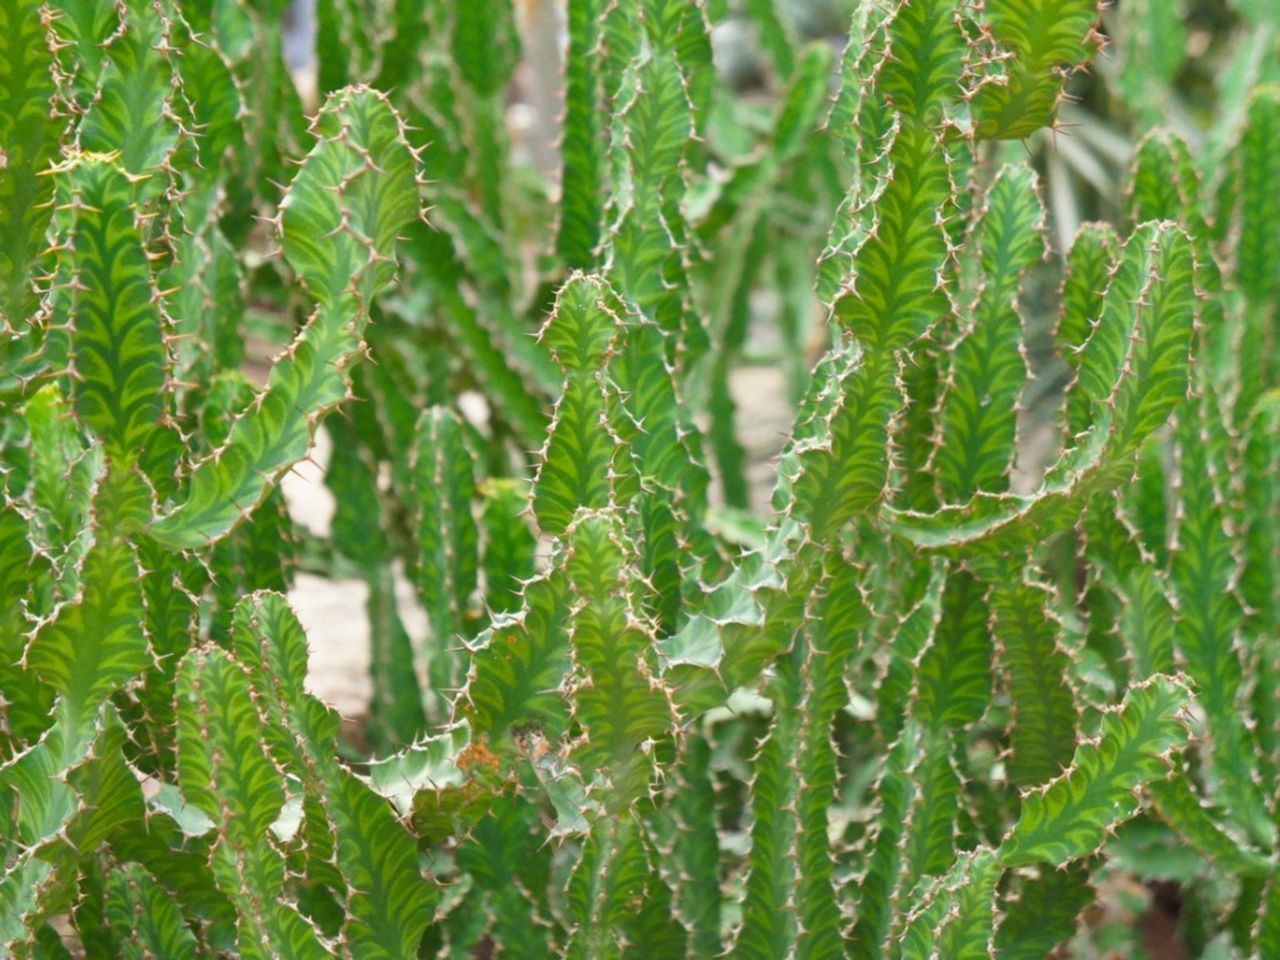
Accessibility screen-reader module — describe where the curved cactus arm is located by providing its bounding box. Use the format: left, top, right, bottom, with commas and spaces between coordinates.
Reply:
227, 592, 434, 958
104, 863, 201, 960
152, 87, 420, 549
829, 123, 955, 353
160, 17, 247, 389
932, 162, 1047, 503
105, 790, 239, 949
817, 3, 895, 304
609, 315, 711, 628
969, 0, 1101, 141
794, 0, 965, 531
891, 678, 1189, 956
0, 0, 61, 330
604, 55, 687, 330
1126, 130, 1240, 429
45, 0, 121, 109
24, 471, 149, 735
885, 222, 1195, 553
1067, 222, 1193, 452
170, 13, 243, 176
603, 0, 707, 363
785, 344, 901, 539
4, 715, 146, 952
998, 675, 1188, 869
176, 645, 333, 960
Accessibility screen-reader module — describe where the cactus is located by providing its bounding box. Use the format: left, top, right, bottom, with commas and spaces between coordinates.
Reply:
2, 0, 1280, 956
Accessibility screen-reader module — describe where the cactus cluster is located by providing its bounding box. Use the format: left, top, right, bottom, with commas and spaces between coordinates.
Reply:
0, 0, 1278, 957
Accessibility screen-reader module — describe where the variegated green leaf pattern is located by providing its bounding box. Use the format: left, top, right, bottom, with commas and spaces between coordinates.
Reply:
565, 510, 673, 804
412, 406, 480, 705
0, 468, 147, 952
1058, 222, 1118, 380
2, 2, 1276, 956
75, 0, 181, 192
933, 163, 1046, 503
999, 676, 1187, 868
462, 562, 574, 743
533, 274, 630, 535
977, 557, 1078, 787
994, 862, 1095, 959
970, 0, 1099, 140
177, 644, 332, 960
152, 87, 419, 548
229, 592, 434, 959
56, 156, 167, 462
104, 863, 200, 960
557, 0, 606, 268
1236, 86, 1280, 308
1171, 400, 1276, 846
0, 0, 60, 329
887, 223, 1195, 552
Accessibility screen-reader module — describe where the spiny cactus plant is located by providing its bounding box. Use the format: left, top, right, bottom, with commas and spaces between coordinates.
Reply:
1, 0, 1278, 957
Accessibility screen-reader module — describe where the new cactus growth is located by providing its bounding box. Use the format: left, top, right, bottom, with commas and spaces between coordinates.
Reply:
1, 0, 1278, 957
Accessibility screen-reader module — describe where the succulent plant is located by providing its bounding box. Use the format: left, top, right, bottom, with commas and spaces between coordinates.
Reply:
0, 0, 1277, 957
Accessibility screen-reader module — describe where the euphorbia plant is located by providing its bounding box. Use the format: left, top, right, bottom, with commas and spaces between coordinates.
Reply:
1, 0, 1278, 958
